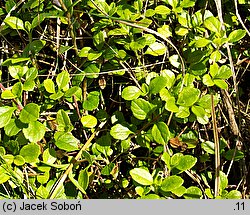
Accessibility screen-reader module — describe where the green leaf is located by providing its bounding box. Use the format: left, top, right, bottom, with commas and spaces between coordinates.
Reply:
152, 122, 170, 145
19, 103, 40, 123
169, 54, 181, 68
145, 42, 166, 56
194, 38, 211, 48
157, 25, 172, 38
130, 168, 153, 186
44, 79, 56, 94
56, 109, 73, 132
223, 149, 244, 161
83, 91, 100, 111
215, 65, 232, 79
9, 65, 28, 79
164, 97, 179, 112
54, 132, 79, 152
79, 47, 91, 57
228, 29, 246, 43
155, 5, 171, 15
93, 31, 105, 49
171, 186, 186, 197
175, 155, 197, 171
225, 190, 242, 199
177, 87, 200, 107
84, 64, 100, 78
4, 16, 25, 30
4, 119, 23, 136
37, 166, 50, 184
12, 82, 23, 97
175, 106, 190, 118
36, 185, 49, 199
1, 90, 16, 99
81, 115, 97, 128
161, 175, 184, 192
220, 171, 228, 191
122, 86, 141, 100
42, 148, 57, 164
214, 79, 228, 89
0, 106, 16, 128
201, 141, 215, 154
56, 70, 70, 90
131, 98, 156, 120
161, 152, 171, 170
25, 40, 46, 55
0, 165, 11, 184
49, 91, 64, 100
183, 186, 202, 199
20, 143, 40, 163
23, 121, 46, 142
149, 76, 168, 94
14, 155, 25, 166
204, 16, 221, 33
110, 124, 133, 140
175, 26, 189, 36
78, 168, 89, 191
161, 70, 175, 89
202, 74, 214, 87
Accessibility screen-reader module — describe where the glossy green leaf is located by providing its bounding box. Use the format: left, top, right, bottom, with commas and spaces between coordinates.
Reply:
83, 91, 100, 111
93, 31, 105, 49
25, 40, 46, 55
220, 171, 228, 191
20, 143, 40, 163
161, 70, 175, 89
204, 16, 221, 33
225, 190, 242, 199
161, 175, 184, 192
161, 152, 171, 170
23, 121, 46, 142
149, 76, 168, 94
157, 25, 172, 38
1, 90, 16, 99
145, 42, 166, 56
0, 106, 16, 128
175, 26, 189, 36
131, 98, 156, 120
224, 149, 244, 161
4, 16, 25, 30
202, 74, 214, 87
110, 124, 133, 140
155, 5, 171, 15
0, 165, 10, 184
122, 86, 141, 100
177, 87, 200, 107
4, 119, 23, 136
54, 132, 79, 152
9, 65, 28, 79
214, 79, 228, 89
78, 167, 89, 191
130, 168, 153, 186
183, 186, 202, 199
44, 79, 56, 94
56, 109, 73, 132
215, 65, 232, 79
56, 70, 70, 90
175, 106, 190, 118
42, 148, 57, 164
81, 115, 97, 128
175, 155, 197, 171
201, 141, 215, 154
171, 186, 187, 197
84, 64, 100, 78
152, 122, 170, 145
12, 82, 23, 97
194, 38, 211, 48
228, 29, 246, 43
19, 103, 40, 123
37, 166, 50, 184
14, 155, 25, 166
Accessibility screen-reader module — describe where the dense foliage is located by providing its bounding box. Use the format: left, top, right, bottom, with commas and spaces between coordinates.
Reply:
0, 0, 249, 199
